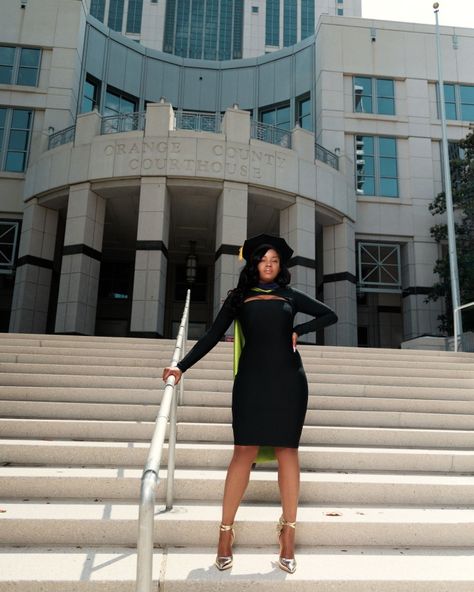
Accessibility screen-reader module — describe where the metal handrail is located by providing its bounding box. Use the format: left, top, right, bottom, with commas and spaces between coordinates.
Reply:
47, 125, 76, 150
136, 289, 191, 592
175, 109, 222, 133
250, 120, 292, 148
454, 301, 474, 352
101, 111, 146, 134
315, 142, 339, 170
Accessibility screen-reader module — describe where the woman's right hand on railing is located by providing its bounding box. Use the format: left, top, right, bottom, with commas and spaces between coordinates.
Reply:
162, 366, 183, 385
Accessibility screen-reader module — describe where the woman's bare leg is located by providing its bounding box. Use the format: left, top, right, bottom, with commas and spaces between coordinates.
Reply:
218, 444, 259, 556
275, 447, 300, 558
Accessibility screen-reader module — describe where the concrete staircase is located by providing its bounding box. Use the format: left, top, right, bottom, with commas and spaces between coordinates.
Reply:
1, 332, 474, 591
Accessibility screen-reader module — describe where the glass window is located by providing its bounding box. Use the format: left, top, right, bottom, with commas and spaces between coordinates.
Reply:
0, 46, 15, 85
108, 0, 125, 31
337, 8, 344, 15
204, 0, 218, 60
0, 220, 20, 270
297, 95, 311, 130
0, 108, 33, 172
354, 76, 372, 113
442, 83, 457, 119
90, 0, 106, 21
232, 0, 244, 59
126, 0, 143, 34
252, 6, 259, 13
356, 136, 398, 197
105, 89, 136, 116
358, 242, 401, 291
301, 0, 315, 40
460, 85, 474, 121
17, 48, 41, 86
81, 76, 100, 113
283, 0, 297, 47
260, 103, 291, 130
163, 0, 177, 54
265, 0, 280, 46
354, 76, 394, 115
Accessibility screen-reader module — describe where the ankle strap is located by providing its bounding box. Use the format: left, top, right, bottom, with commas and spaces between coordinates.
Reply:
219, 523, 234, 531
279, 516, 296, 529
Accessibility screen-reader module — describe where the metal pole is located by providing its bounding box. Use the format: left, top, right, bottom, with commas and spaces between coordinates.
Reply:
433, 2, 463, 344
165, 390, 178, 510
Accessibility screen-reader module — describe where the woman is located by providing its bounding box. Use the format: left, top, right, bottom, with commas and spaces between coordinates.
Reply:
162, 233, 337, 573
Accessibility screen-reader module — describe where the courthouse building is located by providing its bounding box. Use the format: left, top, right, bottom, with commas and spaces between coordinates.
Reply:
1, 0, 473, 347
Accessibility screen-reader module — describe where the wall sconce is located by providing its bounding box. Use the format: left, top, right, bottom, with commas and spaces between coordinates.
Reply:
233, 103, 239, 110
186, 241, 198, 284
20, 0, 27, 8
48, 126, 55, 135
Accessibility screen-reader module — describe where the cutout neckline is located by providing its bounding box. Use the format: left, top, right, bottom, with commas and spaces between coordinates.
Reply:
243, 295, 288, 304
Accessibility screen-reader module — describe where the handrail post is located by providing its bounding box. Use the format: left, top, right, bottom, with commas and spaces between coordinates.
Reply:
165, 391, 178, 510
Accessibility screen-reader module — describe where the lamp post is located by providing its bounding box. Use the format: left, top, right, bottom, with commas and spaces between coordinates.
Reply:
433, 2, 463, 348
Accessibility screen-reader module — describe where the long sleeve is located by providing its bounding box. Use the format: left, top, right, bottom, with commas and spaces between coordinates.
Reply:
176, 294, 236, 373
291, 288, 338, 336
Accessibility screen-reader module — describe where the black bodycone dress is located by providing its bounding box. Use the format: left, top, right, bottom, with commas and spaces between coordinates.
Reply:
176, 285, 337, 448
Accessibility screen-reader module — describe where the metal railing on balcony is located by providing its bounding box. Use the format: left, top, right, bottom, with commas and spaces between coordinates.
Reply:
101, 112, 146, 135
175, 110, 222, 133
47, 125, 76, 150
315, 142, 339, 170
250, 121, 292, 148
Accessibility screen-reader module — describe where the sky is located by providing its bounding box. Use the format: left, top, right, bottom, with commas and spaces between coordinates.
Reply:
362, 0, 474, 29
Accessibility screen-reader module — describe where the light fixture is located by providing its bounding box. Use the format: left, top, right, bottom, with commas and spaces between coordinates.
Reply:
48, 126, 55, 135
185, 241, 198, 284
20, 0, 27, 8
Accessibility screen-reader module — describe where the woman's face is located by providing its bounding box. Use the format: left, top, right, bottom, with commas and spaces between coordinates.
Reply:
257, 248, 281, 283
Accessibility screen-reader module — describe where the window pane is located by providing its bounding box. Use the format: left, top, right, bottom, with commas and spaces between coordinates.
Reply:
380, 178, 398, 197
8, 130, 29, 151
11, 110, 32, 129
105, 91, 120, 113
261, 110, 275, 125
17, 68, 38, 86
355, 95, 372, 113
0, 65, 12, 84
108, 0, 125, 31
363, 156, 375, 176
376, 78, 394, 98
443, 84, 455, 102
357, 136, 374, 155
0, 108, 6, 127
377, 97, 395, 115
0, 46, 15, 66
266, 0, 280, 45
82, 96, 94, 113
5, 151, 26, 172
354, 77, 372, 95
460, 85, 474, 104
445, 101, 457, 120
126, 0, 143, 34
119, 96, 135, 113
379, 157, 397, 177
460, 103, 474, 121
379, 137, 396, 157
19, 48, 41, 67
358, 176, 375, 195
276, 105, 290, 128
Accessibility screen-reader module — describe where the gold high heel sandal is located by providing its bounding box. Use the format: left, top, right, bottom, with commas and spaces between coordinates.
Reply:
215, 523, 235, 571
276, 515, 297, 574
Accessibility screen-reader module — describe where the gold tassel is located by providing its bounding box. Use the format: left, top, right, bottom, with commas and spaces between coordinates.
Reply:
238, 246, 243, 261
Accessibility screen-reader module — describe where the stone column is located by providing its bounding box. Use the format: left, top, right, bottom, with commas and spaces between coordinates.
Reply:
9, 200, 58, 333
280, 196, 317, 344
130, 177, 170, 338
323, 218, 358, 346
214, 181, 248, 330
402, 240, 444, 340
55, 183, 105, 335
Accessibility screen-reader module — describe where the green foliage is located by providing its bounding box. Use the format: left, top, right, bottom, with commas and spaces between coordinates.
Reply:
426, 130, 474, 333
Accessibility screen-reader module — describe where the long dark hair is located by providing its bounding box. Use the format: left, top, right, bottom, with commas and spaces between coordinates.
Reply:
227, 243, 291, 311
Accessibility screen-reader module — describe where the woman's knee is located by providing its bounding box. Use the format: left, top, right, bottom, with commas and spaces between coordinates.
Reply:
275, 447, 299, 463
232, 445, 259, 463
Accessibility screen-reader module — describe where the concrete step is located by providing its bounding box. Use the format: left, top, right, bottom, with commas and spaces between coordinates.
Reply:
1, 502, 473, 547
3, 399, 474, 430
1, 467, 473, 505
2, 418, 474, 448
0, 546, 473, 592
1, 361, 473, 381
2, 440, 474, 472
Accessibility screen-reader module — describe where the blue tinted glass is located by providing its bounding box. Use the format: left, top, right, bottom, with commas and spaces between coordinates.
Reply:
461, 104, 474, 121
218, 0, 233, 60
204, 0, 218, 60
376, 78, 394, 97
175, 0, 190, 57
265, 0, 280, 45
17, 68, 38, 86
460, 85, 474, 103
90, 0, 106, 21
283, 0, 297, 46
0, 65, 12, 84
377, 97, 395, 115
126, 0, 143, 33
358, 176, 375, 195
443, 84, 455, 102
105, 91, 120, 113
189, 0, 204, 58
300, 98, 310, 117
20, 48, 40, 67
276, 105, 290, 128
0, 108, 6, 127
362, 156, 375, 176
445, 102, 457, 120
82, 96, 94, 113
354, 77, 372, 95
5, 151, 26, 172
0, 46, 15, 65
119, 96, 135, 112
163, 0, 176, 53
12, 110, 32, 129
301, 0, 315, 39
379, 157, 397, 177
233, 0, 244, 59
261, 110, 275, 125
355, 96, 372, 113
108, 0, 124, 31
380, 178, 398, 197
357, 136, 374, 155
379, 137, 396, 157
8, 130, 29, 151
